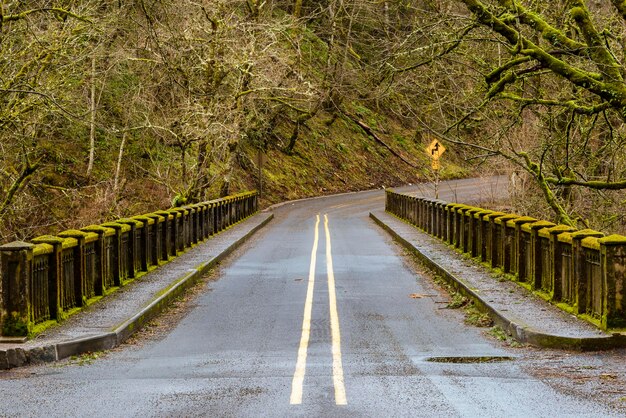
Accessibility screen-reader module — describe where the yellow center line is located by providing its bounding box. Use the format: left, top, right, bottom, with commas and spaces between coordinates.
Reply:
290, 214, 320, 405
324, 214, 347, 405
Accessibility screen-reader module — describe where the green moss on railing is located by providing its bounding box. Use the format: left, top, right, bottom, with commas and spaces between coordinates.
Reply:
385, 189, 626, 331
0, 191, 259, 338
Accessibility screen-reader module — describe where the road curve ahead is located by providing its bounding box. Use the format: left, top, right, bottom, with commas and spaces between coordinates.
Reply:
0, 178, 617, 417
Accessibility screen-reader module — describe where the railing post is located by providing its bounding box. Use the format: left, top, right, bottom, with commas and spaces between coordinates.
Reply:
466, 208, 480, 257
429, 200, 436, 234
233, 196, 240, 223
101, 222, 129, 286
221, 199, 228, 229
190, 206, 199, 244
117, 219, 142, 278
434, 201, 442, 237
599, 235, 626, 329
208, 203, 215, 236
227, 198, 233, 225
544, 225, 576, 300
198, 204, 208, 240
154, 211, 173, 260
525, 221, 555, 290
177, 208, 191, 249
459, 206, 474, 253
474, 210, 492, 261
245, 194, 252, 218
450, 204, 464, 248
484, 212, 506, 267
194, 204, 204, 241
211, 202, 218, 234
30, 236, 64, 321
133, 216, 153, 270
509, 217, 536, 277
495, 215, 518, 271
187, 207, 196, 246
424, 199, 431, 233
444, 203, 454, 244
81, 225, 111, 294
167, 210, 183, 254
229, 198, 234, 225
0, 242, 35, 336
571, 230, 604, 315
138, 214, 160, 267
57, 230, 90, 307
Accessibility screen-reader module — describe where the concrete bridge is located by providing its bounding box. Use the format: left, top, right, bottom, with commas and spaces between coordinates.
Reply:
0, 177, 624, 416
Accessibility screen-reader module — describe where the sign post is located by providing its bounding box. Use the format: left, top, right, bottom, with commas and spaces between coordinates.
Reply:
425, 139, 446, 199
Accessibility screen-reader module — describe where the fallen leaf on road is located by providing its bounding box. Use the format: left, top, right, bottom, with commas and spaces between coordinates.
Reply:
410, 293, 425, 299
600, 373, 618, 380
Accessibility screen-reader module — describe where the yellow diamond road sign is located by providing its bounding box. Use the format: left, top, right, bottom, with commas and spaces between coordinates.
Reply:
426, 139, 446, 160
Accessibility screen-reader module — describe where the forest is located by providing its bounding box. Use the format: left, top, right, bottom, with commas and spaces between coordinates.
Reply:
2, 0, 626, 241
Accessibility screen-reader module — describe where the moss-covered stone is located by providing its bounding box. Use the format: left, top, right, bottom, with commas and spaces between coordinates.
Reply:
581, 236, 600, 250
599, 234, 626, 245
101, 222, 131, 233
2, 312, 30, 337
32, 243, 54, 256
571, 229, 604, 239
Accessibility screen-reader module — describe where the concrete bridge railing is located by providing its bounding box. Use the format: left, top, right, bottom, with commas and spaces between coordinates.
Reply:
386, 190, 626, 331
0, 191, 259, 337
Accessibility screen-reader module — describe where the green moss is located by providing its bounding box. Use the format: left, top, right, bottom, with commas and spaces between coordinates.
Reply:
599, 234, 626, 245
581, 237, 600, 250
154, 276, 187, 299
2, 312, 30, 336
84, 295, 104, 306
31, 319, 58, 337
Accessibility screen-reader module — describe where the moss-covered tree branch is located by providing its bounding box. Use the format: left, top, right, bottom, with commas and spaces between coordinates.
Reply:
546, 177, 626, 190
498, 93, 612, 114
457, 0, 626, 116
3, 8, 92, 24
498, 0, 586, 53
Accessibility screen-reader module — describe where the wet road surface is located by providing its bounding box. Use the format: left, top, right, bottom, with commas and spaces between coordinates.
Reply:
0, 177, 619, 417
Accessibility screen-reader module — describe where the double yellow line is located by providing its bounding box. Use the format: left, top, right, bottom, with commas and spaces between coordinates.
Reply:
290, 214, 347, 406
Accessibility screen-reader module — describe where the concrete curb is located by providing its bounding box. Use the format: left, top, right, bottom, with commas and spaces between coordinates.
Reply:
0, 213, 274, 370
370, 212, 626, 350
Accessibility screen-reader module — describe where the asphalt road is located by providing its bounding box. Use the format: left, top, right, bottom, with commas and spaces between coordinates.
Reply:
0, 177, 619, 417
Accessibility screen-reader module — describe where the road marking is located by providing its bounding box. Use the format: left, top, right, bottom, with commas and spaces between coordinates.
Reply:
290, 214, 320, 405
324, 214, 347, 405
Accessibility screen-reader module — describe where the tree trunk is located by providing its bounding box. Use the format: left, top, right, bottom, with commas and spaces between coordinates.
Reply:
113, 132, 127, 194
86, 55, 97, 178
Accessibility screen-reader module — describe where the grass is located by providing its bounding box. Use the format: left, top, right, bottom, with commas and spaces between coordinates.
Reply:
487, 326, 524, 347
67, 351, 104, 366
447, 293, 469, 309
464, 303, 494, 327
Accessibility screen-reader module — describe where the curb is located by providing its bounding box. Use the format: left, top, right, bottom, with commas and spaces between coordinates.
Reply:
370, 212, 626, 350
0, 213, 274, 370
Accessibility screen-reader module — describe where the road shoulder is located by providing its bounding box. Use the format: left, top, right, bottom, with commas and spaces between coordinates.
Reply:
370, 210, 626, 350
0, 212, 273, 370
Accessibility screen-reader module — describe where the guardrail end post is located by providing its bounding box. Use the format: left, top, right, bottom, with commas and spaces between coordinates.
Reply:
0, 242, 35, 337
